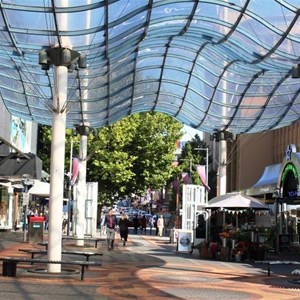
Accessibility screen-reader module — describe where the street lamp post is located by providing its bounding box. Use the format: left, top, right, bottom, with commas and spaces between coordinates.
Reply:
194, 147, 209, 203
22, 177, 30, 242
67, 139, 74, 236
194, 147, 209, 242
150, 191, 153, 215
175, 176, 180, 229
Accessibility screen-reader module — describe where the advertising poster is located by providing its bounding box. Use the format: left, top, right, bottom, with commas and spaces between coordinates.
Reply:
177, 230, 193, 253
10, 116, 29, 152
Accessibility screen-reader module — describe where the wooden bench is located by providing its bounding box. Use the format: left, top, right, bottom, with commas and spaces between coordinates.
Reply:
37, 242, 48, 250
38, 237, 105, 249
62, 236, 105, 248
19, 249, 103, 263
0, 257, 102, 280
19, 249, 47, 261
255, 260, 300, 276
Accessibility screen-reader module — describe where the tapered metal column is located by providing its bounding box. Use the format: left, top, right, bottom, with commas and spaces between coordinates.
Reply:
76, 133, 88, 246
74, 2, 91, 245
39, 19, 86, 273
219, 139, 227, 196
211, 131, 235, 196
47, 65, 68, 273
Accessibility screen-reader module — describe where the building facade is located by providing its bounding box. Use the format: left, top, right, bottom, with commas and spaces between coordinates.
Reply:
227, 121, 300, 193
0, 102, 39, 229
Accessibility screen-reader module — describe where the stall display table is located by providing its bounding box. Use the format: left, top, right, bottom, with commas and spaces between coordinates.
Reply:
220, 247, 231, 261
248, 242, 266, 260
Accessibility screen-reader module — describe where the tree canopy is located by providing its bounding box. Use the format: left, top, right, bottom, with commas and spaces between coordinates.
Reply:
178, 135, 216, 199
38, 112, 183, 206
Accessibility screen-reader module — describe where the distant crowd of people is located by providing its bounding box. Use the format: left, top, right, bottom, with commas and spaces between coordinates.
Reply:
101, 209, 166, 251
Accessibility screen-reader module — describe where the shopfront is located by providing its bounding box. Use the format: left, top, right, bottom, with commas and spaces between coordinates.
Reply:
205, 193, 271, 261
278, 144, 300, 203
0, 152, 43, 230
0, 183, 24, 230
201, 144, 300, 260
246, 144, 300, 251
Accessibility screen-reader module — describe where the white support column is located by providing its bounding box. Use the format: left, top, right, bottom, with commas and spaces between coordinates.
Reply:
75, 65, 90, 245
47, 65, 68, 273
219, 139, 227, 196
76, 134, 88, 246
8, 187, 14, 229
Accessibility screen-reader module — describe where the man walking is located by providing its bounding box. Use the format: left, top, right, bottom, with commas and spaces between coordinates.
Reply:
104, 208, 118, 250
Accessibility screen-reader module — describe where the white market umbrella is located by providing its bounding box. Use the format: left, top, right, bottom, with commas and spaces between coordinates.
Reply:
206, 193, 269, 227
206, 193, 269, 210
28, 180, 50, 197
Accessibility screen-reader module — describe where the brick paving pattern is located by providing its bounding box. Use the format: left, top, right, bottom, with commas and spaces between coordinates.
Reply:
0, 231, 299, 299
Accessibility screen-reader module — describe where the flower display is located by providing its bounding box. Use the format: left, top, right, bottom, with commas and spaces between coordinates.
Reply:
219, 231, 231, 238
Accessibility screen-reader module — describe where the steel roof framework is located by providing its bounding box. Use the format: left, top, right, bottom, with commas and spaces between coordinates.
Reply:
0, 0, 300, 134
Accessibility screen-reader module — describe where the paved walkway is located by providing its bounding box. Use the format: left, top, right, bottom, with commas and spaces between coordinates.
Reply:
0, 230, 300, 299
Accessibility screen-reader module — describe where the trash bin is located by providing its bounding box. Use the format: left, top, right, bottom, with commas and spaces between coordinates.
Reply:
29, 216, 44, 244
2, 260, 17, 277
169, 228, 177, 244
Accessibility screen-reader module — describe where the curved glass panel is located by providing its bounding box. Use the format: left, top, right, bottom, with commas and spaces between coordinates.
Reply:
0, 0, 300, 134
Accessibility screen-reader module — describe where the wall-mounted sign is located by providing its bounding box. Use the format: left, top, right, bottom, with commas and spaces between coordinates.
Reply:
285, 144, 296, 161
281, 163, 298, 182
280, 162, 300, 200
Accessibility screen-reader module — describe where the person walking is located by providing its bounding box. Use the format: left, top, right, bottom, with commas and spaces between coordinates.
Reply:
149, 217, 154, 235
104, 208, 118, 250
133, 214, 139, 234
157, 215, 164, 237
119, 214, 129, 246
141, 215, 147, 234
154, 214, 158, 236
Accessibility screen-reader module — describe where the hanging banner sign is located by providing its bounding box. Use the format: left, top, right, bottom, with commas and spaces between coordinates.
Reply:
23, 192, 29, 206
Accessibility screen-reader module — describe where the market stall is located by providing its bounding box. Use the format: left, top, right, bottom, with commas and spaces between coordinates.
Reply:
205, 193, 271, 261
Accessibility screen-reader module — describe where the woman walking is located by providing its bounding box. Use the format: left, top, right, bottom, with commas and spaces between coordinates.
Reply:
119, 214, 129, 246
157, 215, 164, 237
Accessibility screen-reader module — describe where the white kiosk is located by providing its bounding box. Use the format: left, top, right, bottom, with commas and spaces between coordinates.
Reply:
179, 184, 207, 252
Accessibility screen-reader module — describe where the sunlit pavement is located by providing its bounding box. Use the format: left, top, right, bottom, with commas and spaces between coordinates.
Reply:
0, 230, 300, 299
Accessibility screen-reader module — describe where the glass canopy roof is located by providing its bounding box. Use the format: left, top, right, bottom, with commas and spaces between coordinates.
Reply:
1, 0, 300, 134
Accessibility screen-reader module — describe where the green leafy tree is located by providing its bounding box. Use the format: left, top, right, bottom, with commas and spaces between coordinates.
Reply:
130, 113, 183, 193
37, 125, 52, 174
37, 126, 80, 177
38, 112, 183, 206
88, 112, 183, 204
179, 135, 216, 198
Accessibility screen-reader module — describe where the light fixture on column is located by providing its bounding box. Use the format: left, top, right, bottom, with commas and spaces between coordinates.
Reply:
291, 64, 300, 78
75, 124, 93, 136
210, 130, 236, 142
38, 47, 87, 73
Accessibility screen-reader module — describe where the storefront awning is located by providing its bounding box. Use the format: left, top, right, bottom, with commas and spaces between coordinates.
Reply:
0, 153, 42, 180
245, 164, 281, 197
28, 180, 50, 197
